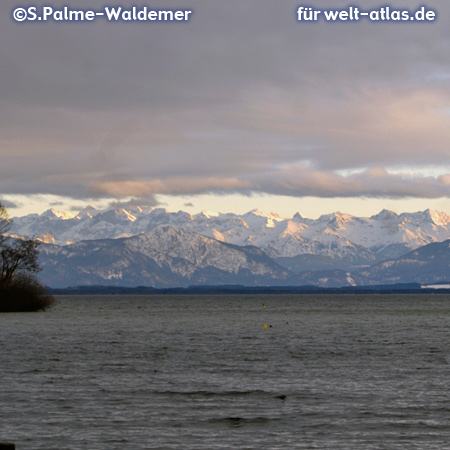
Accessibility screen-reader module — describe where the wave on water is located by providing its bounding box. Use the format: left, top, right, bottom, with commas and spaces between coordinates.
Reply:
206, 416, 280, 428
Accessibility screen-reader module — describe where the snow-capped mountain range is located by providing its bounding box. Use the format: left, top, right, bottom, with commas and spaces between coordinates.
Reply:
38, 225, 291, 288
11, 206, 450, 273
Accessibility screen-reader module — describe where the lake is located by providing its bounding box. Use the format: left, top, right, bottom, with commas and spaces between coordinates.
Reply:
1, 294, 450, 449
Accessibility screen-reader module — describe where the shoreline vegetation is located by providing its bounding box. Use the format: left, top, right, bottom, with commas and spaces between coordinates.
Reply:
1, 202, 55, 313
0, 275, 55, 312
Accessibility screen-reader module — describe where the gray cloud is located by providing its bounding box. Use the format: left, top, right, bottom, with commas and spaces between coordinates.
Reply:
257, 166, 450, 198
0, 198, 20, 209
107, 196, 161, 210
79, 167, 450, 200
1, 0, 450, 203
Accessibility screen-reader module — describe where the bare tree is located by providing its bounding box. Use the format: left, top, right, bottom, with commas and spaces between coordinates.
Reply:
0, 202, 53, 311
0, 239, 41, 288
0, 202, 41, 289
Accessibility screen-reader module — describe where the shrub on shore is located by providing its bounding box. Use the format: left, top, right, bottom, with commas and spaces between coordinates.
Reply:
1, 201, 54, 312
0, 275, 55, 312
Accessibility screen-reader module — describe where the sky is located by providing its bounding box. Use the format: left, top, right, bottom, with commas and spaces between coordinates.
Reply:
1, 0, 450, 219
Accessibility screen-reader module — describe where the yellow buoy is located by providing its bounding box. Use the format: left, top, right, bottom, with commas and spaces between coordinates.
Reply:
263, 323, 268, 329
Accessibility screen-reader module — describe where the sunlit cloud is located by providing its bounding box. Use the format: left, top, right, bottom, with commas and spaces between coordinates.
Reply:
90, 177, 252, 197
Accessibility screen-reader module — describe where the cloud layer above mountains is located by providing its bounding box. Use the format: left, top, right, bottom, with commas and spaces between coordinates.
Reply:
1, 0, 450, 206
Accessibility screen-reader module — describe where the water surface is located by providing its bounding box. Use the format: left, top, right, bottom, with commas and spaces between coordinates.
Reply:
1, 294, 450, 449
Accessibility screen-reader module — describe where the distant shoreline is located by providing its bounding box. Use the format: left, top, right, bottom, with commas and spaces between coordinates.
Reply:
47, 283, 450, 296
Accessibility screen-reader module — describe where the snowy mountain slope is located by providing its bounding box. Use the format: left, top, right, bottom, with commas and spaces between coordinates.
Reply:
356, 239, 450, 286
36, 229, 450, 289
38, 225, 291, 288
11, 206, 450, 271
291, 239, 450, 288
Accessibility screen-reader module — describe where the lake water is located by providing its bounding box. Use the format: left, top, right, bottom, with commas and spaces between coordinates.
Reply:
2, 294, 450, 449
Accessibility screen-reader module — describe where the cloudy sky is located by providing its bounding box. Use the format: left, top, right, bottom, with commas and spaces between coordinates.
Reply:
1, 0, 450, 218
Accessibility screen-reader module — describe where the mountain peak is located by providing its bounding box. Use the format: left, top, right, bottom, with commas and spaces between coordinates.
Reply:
422, 209, 450, 226
245, 209, 265, 216
80, 205, 97, 212
242, 209, 285, 229
119, 209, 137, 222
76, 205, 99, 219
371, 209, 398, 221
199, 210, 220, 218
151, 208, 170, 215
318, 211, 353, 225
42, 208, 76, 220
